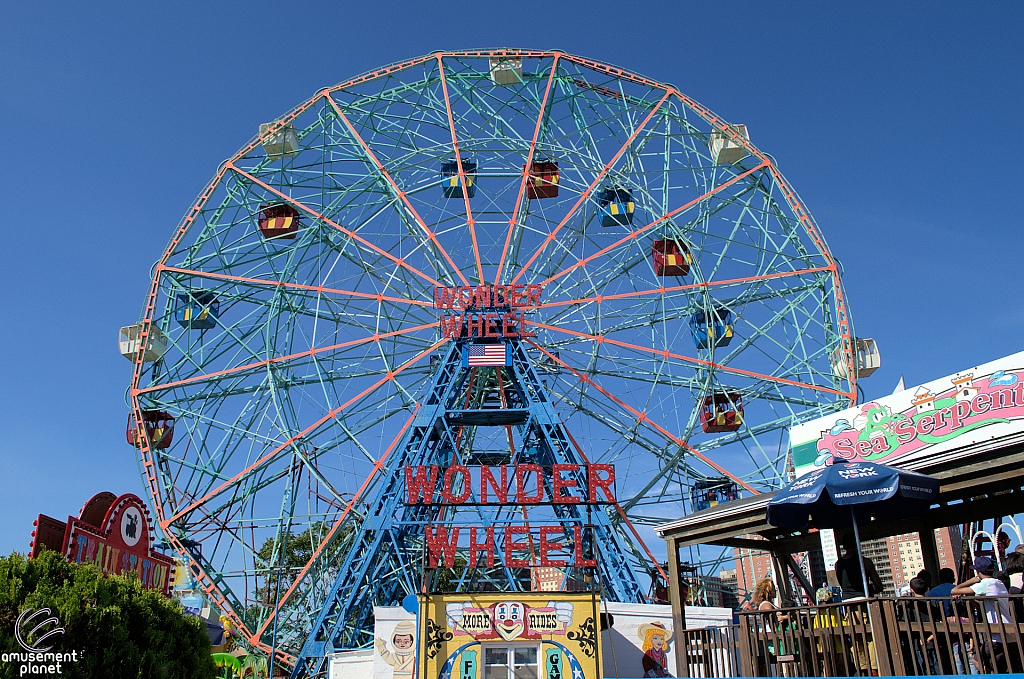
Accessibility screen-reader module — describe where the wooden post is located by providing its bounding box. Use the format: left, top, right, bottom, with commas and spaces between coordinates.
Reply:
918, 524, 942, 582
666, 537, 689, 677
770, 550, 793, 603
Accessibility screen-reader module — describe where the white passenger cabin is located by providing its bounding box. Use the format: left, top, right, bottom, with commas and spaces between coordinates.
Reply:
119, 324, 169, 362
830, 338, 881, 379
259, 121, 299, 157
489, 57, 523, 85
709, 124, 750, 165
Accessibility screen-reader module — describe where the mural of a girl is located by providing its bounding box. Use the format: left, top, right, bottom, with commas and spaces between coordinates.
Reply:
638, 621, 672, 677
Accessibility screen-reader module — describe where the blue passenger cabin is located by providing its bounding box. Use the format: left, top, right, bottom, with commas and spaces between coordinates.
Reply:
689, 306, 734, 349
598, 187, 635, 226
691, 478, 740, 512
175, 291, 219, 330
441, 158, 477, 198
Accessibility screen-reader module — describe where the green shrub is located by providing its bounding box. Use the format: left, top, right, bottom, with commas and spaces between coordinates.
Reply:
0, 550, 217, 678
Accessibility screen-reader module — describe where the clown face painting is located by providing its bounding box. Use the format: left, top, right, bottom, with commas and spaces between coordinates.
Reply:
494, 601, 525, 641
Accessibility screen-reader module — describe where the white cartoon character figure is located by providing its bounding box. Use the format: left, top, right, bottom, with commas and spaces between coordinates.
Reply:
494, 601, 525, 640
376, 620, 416, 679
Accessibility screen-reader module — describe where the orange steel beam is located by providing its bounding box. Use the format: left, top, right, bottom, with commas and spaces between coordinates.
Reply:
128, 167, 255, 644
495, 53, 561, 284
251, 407, 420, 641
509, 90, 671, 285
227, 164, 443, 289
165, 340, 446, 526
529, 266, 834, 310
322, 95, 471, 287
525, 319, 845, 397
528, 341, 756, 494
160, 265, 433, 308
437, 54, 484, 284
539, 161, 770, 287
135, 322, 437, 397
561, 426, 668, 585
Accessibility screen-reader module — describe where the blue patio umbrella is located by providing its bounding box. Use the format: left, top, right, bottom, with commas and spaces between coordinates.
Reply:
767, 459, 940, 598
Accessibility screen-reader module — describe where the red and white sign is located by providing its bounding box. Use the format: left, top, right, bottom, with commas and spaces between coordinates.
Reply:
31, 492, 175, 595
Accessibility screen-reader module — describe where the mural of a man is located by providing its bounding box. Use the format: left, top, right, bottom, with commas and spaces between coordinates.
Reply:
637, 621, 671, 678
377, 620, 417, 679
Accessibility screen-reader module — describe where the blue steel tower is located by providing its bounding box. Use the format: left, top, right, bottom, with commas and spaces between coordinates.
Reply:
289, 335, 646, 677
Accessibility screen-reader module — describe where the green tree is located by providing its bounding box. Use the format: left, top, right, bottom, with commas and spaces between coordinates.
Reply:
0, 550, 217, 679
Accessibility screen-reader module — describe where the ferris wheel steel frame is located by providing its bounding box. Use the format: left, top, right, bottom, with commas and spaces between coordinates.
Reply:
125, 49, 860, 674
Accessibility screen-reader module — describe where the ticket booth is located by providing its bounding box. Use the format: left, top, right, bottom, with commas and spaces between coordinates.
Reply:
418, 592, 601, 679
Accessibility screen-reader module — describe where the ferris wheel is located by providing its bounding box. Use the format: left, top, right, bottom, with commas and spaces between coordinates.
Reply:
122, 49, 860, 672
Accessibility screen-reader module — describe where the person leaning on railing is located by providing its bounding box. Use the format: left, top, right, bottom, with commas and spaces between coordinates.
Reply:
952, 555, 1021, 673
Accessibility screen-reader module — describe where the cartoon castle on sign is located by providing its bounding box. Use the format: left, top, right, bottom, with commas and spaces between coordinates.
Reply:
911, 387, 935, 414
952, 373, 978, 402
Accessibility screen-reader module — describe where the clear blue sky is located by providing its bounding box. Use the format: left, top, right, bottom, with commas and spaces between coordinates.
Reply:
1, 2, 1021, 554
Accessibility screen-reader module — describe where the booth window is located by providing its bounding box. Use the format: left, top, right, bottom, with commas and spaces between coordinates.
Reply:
484, 646, 538, 679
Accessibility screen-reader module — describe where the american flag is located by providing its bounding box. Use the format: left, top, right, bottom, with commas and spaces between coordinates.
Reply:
465, 343, 508, 367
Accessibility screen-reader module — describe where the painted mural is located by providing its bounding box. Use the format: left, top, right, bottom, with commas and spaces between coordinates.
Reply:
420, 593, 600, 679
375, 607, 417, 679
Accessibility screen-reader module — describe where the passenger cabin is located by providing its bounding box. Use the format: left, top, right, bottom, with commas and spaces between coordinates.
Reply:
708, 124, 749, 165
651, 239, 691, 277
259, 121, 299, 157
700, 392, 743, 433
119, 324, 168, 362
598, 187, 635, 227
830, 338, 881, 379
175, 291, 219, 330
440, 158, 477, 199
127, 410, 175, 450
526, 160, 559, 199
690, 478, 740, 512
489, 57, 523, 86
258, 204, 300, 240
689, 307, 734, 349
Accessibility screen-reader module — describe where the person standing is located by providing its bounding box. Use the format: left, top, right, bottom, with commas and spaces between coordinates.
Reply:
929, 568, 957, 615
833, 533, 883, 675
834, 533, 884, 600
751, 578, 790, 675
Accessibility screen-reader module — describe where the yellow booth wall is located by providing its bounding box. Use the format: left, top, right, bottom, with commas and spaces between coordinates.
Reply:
419, 592, 601, 679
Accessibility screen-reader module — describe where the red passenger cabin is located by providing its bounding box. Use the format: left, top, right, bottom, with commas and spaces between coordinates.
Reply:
652, 239, 691, 277
700, 393, 743, 433
258, 204, 300, 240
127, 410, 175, 450
526, 160, 559, 199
